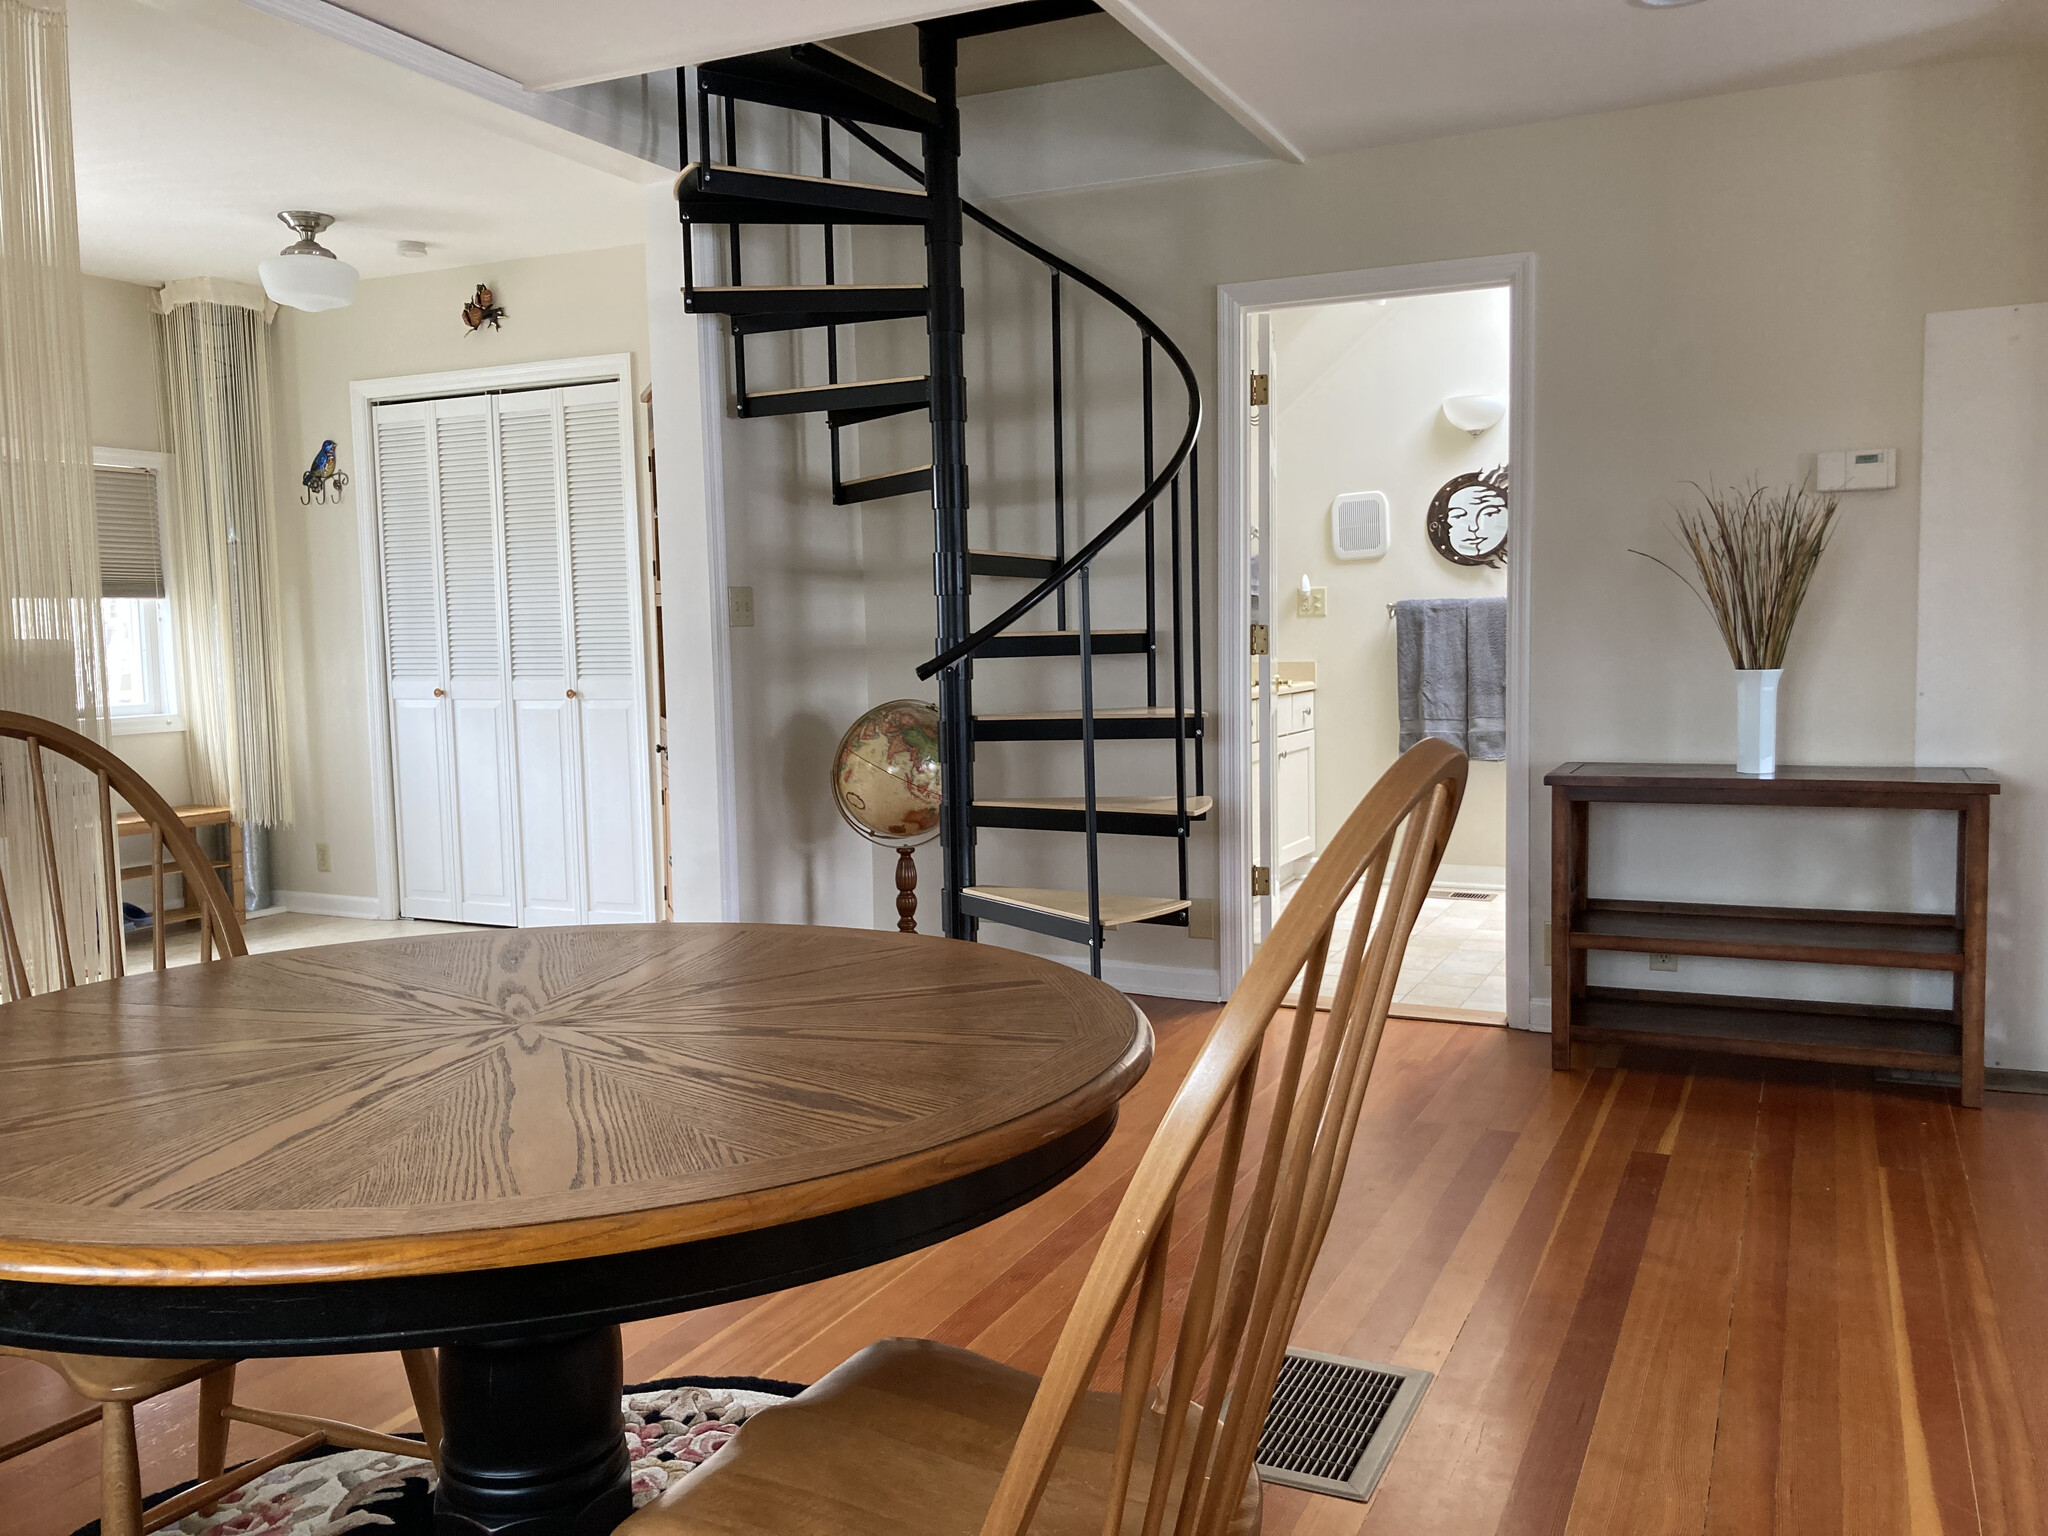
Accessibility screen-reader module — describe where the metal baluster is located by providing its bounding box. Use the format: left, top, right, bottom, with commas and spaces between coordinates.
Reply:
696, 73, 711, 171
1051, 270, 1067, 631
1190, 440, 1205, 798
1170, 472, 1189, 904
1080, 565, 1102, 978
725, 94, 748, 407
678, 69, 696, 299
822, 115, 841, 490
1142, 335, 1157, 707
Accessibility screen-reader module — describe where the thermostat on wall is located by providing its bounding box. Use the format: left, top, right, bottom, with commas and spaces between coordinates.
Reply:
1331, 491, 1390, 559
1815, 447, 1896, 491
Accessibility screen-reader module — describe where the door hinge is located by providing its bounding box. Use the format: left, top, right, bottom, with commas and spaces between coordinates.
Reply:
1251, 865, 1271, 897
1249, 372, 1269, 407
1249, 623, 1269, 656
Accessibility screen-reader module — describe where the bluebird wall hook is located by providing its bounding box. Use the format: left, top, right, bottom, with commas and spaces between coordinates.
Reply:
301, 439, 349, 505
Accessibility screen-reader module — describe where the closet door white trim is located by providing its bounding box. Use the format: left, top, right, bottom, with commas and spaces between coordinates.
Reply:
357, 356, 656, 928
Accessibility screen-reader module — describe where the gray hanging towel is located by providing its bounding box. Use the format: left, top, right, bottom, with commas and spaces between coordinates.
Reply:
1395, 596, 1508, 761
1395, 598, 1471, 753
1466, 596, 1507, 762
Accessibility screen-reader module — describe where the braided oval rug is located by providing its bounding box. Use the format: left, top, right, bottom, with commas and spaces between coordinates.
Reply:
71, 1377, 801, 1536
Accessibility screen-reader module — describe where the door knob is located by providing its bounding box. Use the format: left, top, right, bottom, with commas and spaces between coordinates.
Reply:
565, 688, 578, 698
432, 688, 446, 697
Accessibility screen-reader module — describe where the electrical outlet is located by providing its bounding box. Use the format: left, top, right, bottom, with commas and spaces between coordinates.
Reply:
728, 586, 755, 627
316, 842, 331, 873
1296, 586, 1327, 618
1649, 953, 1678, 972
1187, 898, 1217, 940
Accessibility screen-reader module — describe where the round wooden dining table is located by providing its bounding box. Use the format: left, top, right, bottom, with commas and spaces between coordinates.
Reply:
0, 923, 1151, 1534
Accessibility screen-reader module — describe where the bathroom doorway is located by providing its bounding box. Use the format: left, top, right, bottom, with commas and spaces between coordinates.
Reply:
1217, 258, 1533, 1025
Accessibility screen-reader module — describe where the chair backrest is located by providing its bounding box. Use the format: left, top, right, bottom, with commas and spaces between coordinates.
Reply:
0, 710, 245, 1000
980, 737, 1467, 1536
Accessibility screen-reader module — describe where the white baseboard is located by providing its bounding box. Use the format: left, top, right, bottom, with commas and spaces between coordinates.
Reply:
1520, 996, 1553, 1034
1051, 954, 1226, 1004
244, 904, 288, 921
276, 889, 384, 920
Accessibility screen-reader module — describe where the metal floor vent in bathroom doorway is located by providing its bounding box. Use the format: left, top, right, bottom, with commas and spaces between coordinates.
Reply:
1252, 1347, 1432, 1502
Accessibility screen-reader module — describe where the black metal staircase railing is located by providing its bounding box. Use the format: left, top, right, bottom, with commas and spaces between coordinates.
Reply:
677, 8, 1205, 977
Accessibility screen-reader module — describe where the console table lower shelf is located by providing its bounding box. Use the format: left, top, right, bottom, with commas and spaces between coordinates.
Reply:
1573, 988, 1962, 1072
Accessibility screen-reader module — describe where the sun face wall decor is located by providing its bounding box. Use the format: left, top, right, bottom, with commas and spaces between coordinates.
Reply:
1426, 464, 1509, 567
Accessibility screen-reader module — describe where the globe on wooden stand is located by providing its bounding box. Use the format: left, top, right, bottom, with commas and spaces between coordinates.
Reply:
831, 700, 942, 933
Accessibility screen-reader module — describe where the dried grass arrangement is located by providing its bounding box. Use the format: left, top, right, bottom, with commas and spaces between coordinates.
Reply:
1632, 480, 1840, 670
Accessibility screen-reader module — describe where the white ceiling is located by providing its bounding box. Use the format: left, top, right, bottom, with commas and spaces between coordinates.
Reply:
70, 0, 655, 287
318, 0, 2048, 161
1104, 0, 2048, 160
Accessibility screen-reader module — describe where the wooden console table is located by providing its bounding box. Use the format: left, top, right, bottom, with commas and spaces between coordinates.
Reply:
1545, 763, 1997, 1106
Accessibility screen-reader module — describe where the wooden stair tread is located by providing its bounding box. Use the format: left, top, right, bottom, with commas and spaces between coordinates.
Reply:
974, 795, 1213, 817
963, 886, 1192, 928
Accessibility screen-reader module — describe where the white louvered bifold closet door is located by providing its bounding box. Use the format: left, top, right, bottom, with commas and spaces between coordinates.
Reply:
435, 396, 519, 925
499, 389, 583, 926
373, 400, 460, 921
561, 381, 646, 920
374, 379, 652, 927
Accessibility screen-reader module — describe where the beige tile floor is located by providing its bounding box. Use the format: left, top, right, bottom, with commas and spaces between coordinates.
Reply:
1273, 865, 1507, 1016
125, 908, 481, 968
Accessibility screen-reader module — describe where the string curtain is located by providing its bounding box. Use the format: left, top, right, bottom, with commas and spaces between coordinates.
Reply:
0, 0, 111, 991
155, 290, 294, 828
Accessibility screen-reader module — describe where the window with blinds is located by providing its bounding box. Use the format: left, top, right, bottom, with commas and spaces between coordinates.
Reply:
94, 458, 178, 722
94, 464, 164, 600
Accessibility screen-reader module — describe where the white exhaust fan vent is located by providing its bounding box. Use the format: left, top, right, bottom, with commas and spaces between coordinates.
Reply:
1331, 490, 1389, 560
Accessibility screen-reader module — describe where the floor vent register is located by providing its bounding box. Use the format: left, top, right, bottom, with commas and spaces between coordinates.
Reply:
1252, 1348, 1432, 1502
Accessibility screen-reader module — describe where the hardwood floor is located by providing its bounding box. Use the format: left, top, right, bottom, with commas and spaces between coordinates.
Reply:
4, 999, 2043, 1535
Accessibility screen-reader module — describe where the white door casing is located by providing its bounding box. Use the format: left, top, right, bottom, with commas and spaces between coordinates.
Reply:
358, 357, 657, 927
1216, 257, 1536, 1024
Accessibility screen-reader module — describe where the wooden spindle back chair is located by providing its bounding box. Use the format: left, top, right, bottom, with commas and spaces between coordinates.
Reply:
0, 711, 440, 1536
0, 710, 245, 996
622, 737, 1467, 1536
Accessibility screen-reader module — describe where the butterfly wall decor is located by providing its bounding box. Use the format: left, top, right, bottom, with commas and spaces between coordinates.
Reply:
300, 439, 348, 505
462, 283, 507, 333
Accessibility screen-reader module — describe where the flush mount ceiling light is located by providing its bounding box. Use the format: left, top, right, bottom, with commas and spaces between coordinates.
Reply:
259, 211, 358, 312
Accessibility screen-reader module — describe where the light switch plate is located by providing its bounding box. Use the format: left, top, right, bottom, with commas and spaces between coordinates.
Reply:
1297, 586, 1327, 618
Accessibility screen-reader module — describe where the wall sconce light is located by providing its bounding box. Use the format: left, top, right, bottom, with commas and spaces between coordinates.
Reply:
1441, 394, 1506, 435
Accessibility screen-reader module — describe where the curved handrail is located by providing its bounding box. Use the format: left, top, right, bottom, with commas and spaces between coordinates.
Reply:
833, 120, 1203, 681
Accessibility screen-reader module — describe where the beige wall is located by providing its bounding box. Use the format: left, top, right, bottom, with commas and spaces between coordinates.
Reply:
267, 244, 652, 907
80, 275, 160, 452
1271, 288, 1510, 872
827, 50, 2048, 999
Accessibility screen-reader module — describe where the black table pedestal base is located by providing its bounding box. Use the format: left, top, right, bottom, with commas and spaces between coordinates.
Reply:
436, 1325, 633, 1535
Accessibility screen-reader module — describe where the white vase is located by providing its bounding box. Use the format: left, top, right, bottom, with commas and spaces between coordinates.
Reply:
1734, 668, 1782, 775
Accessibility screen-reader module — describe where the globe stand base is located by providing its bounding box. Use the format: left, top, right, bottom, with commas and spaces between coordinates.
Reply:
896, 845, 919, 933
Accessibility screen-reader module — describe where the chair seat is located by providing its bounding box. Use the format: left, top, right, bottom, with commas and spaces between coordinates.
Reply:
0, 1346, 228, 1403
622, 1337, 1262, 1536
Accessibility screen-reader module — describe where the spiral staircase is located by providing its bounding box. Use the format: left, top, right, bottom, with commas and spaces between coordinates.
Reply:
677, 0, 1206, 976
